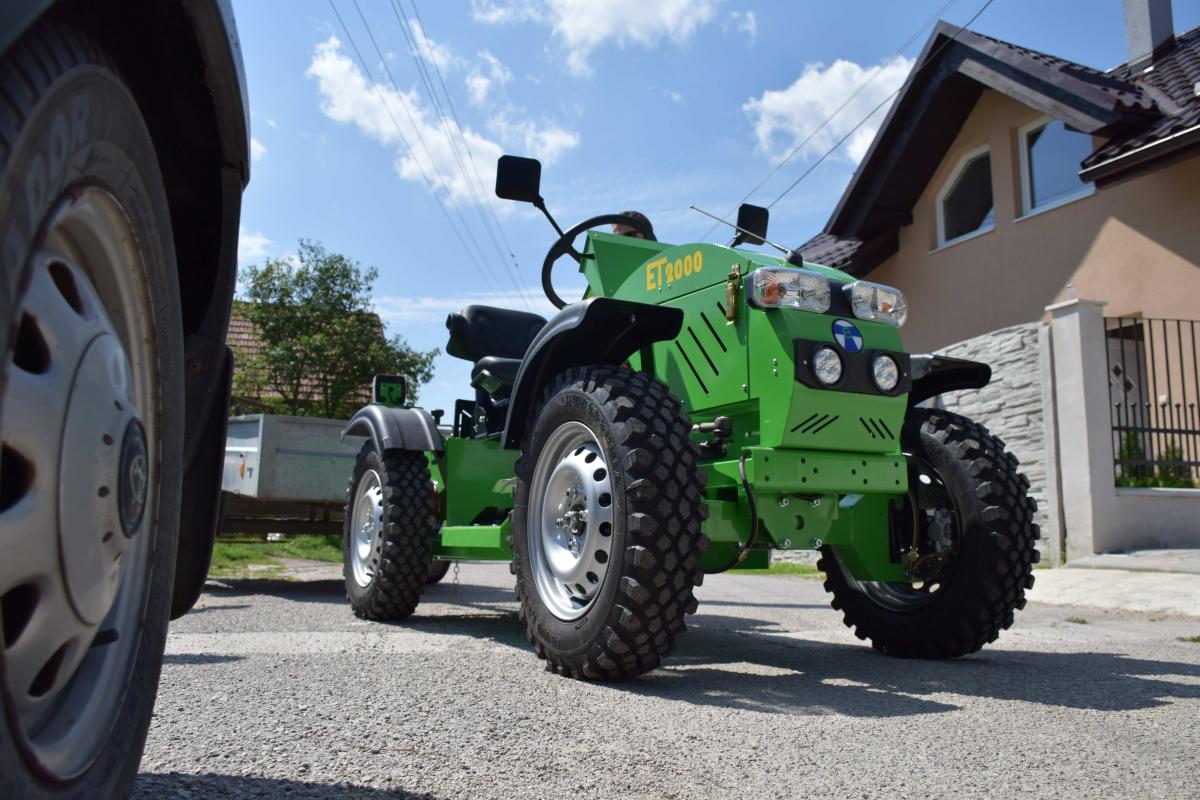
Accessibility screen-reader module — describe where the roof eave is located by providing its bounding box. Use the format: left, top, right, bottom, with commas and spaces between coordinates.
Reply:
1079, 122, 1200, 185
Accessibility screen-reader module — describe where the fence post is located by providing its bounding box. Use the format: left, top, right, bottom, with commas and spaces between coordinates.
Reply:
1045, 298, 1116, 559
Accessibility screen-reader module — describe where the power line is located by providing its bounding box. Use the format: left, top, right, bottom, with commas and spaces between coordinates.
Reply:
703, 0, 960, 239
391, 0, 533, 309
347, 0, 532, 309
326, 0, 504, 297
768, 0, 995, 209
407, 1, 526, 283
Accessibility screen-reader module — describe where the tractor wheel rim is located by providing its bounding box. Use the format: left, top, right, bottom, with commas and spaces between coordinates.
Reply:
529, 421, 615, 621
1, 188, 158, 780
861, 453, 959, 612
350, 469, 384, 588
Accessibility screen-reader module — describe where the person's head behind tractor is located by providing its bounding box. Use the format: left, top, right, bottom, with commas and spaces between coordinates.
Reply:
612, 210, 654, 240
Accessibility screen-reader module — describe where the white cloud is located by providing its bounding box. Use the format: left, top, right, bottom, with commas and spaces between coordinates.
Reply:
250, 137, 267, 161
375, 287, 579, 325
665, 89, 685, 104
743, 55, 914, 165
237, 226, 272, 266
473, 0, 721, 76
467, 49, 513, 105
306, 36, 579, 207
408, 19, 462, 73
265, 117, 278, 129
727, 10, 756, 42
488, 112, 580, 164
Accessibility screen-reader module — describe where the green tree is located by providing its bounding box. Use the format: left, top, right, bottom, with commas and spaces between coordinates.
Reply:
234, 240, 436, 419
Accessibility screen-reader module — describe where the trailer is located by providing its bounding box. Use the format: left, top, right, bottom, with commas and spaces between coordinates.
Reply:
220, 414, 365, 536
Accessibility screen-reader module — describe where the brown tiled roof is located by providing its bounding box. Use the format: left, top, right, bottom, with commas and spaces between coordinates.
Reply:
1084, 26, 1200, 171
228, 302, 383, 407
799, 233, 862, 272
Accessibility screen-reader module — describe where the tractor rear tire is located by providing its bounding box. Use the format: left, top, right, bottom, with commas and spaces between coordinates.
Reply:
343, 443, 437, 620
512, 366, 708, 680
819, 408, 1039, 658
426, 559, 452, 585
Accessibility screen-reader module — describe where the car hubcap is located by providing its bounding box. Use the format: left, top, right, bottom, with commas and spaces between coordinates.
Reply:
528, 422, 615, 621
351, 470, 384, 588
0, 189, 157, 779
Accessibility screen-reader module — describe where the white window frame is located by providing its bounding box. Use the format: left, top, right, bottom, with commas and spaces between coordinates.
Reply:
935, 143, 995, 249
1017, 115, 1095, 219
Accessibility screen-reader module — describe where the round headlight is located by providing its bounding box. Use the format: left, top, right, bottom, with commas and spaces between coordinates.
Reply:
812, 346, 843, 385
872, 354, 900, 392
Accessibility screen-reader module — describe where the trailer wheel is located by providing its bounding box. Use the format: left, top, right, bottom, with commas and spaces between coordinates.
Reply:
343, 442, 437, 620
819, 408, 1039, 658
426, 559, 452, 585
512, 366, 708, 680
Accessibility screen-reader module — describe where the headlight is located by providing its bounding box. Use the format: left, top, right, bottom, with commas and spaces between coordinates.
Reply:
748, 267, 831, 313
844, 281, 908, 327
812, 345, 843, 385
872, 354, 900, 392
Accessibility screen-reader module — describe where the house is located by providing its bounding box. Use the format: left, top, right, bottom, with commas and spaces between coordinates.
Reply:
800, 0, 1200, 352
799, 0, 1200, 560
226, 302, 384, 415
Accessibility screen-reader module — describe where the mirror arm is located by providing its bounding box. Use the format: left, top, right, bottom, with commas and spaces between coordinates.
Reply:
534, 197, 567, 239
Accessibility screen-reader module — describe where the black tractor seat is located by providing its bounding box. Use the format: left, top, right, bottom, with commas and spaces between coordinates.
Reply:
445, 305, 546, 362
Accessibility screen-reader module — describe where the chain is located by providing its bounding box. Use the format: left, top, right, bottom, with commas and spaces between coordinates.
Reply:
453, 560, 460, 585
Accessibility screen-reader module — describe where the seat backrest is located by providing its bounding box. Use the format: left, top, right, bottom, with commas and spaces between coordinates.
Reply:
445, 305, 547, 362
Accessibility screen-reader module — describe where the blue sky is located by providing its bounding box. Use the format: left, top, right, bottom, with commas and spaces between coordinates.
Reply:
233, 0, 1200, 415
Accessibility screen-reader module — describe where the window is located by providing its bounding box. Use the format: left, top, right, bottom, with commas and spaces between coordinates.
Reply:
937, 145, 994, 247
1019, 117, 1094, 214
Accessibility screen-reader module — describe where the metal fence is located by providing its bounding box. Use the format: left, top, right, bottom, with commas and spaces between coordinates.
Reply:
1104, 317, 1200, 488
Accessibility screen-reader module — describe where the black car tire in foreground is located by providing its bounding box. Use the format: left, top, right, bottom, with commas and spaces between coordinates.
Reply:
0, 21, 184, 798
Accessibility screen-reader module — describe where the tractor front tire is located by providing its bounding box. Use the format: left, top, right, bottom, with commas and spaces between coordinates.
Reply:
819, 408, 1039, 658
343, 443, 437, 620
512, 367, 708, 680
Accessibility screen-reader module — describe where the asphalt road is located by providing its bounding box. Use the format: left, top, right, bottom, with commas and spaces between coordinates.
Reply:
135, 563, 1200, 799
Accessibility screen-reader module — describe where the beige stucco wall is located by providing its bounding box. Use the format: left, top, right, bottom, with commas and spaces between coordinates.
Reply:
868, 90, 1200, 352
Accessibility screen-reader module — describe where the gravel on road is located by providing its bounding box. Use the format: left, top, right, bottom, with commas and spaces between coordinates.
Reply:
135, 562, 1200, 799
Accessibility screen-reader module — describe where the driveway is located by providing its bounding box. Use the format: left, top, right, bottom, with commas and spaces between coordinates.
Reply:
135, 563, 1200, 799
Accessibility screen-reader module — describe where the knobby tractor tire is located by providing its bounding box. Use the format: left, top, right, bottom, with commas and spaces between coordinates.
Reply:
343, 443, 438, 620
819, 408, 1040, 658
512, 366, 709, 680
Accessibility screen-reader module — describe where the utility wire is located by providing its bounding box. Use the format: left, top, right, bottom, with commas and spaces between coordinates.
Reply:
407, 2, 526, 288
391, 0, 533, 309
703, 0, 960, 238
327, 0, 504, 296
767, 0, 994, 209
348, 0, 529, 308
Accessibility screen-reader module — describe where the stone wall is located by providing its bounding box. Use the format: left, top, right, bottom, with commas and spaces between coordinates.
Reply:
931, 322, 1051, 539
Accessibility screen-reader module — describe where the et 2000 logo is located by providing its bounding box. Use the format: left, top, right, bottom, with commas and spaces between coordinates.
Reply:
645, 250, 703, 292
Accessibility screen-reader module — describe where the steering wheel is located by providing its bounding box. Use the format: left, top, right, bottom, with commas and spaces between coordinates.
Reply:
542, 213, 657, 309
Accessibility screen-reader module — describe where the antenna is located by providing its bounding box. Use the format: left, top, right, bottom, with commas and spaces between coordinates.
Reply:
689, 206, 805, 266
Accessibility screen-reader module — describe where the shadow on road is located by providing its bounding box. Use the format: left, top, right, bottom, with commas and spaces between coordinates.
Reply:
196, 578, 1200, 721
625, 617, 1200, 717
134, 772, 438, 799
162, 653, 245, 666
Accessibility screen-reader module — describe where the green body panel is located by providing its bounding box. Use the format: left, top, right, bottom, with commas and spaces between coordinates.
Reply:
414, 231, 918, 581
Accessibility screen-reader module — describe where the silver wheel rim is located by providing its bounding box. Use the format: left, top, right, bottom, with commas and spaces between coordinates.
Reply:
528, 421, 615, 621
1, 188, 159, 779
350, 469, 384, 588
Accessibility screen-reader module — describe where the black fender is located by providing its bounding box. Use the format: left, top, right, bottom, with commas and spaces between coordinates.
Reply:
344, 404, 444, 454
907, 354, 992, 407
501, 297, 684, 449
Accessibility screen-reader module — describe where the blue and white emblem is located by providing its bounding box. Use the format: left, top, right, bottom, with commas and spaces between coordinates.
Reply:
832, 319, 864, 353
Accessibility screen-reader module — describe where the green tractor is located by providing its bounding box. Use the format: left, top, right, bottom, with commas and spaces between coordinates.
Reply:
341, 155, 1039, 680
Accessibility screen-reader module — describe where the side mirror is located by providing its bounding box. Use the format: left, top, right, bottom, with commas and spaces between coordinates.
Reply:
495, 155, 542, 204
373, 374, 407, 408
732, 203, 769, 247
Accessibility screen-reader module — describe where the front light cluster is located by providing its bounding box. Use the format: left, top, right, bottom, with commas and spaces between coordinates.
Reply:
748, 267, 831, 313
871, 354, 900, 392
844, 281, 908, 327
